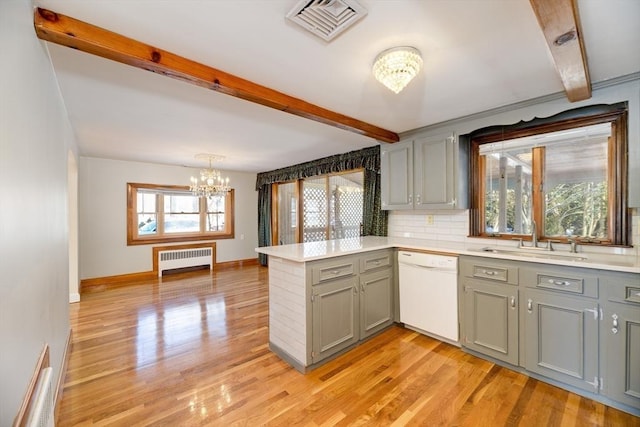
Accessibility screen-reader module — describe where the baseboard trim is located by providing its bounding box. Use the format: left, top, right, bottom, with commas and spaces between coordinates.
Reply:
215, 258, 260, 270
80, 271, 157, 293
13, 344, 50, 427
80, 258, 260, 293
54, 330, 72, 424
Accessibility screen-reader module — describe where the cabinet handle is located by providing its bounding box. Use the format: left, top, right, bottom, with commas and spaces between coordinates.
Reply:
353, 286, 358, 294
361, 284, 365, 293
612, 314, 619, 334
527, 299, 533, 313
548, 279, 571, 286
482, 270, 497, 276
331, 270, 340, 275
408, 194, 413, 204
416, 194, 421, 204
373, 260, 381, 265
510, 296, 516, 309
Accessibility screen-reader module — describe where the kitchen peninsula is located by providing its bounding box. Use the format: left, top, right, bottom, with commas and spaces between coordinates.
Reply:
257, 236, 640, 416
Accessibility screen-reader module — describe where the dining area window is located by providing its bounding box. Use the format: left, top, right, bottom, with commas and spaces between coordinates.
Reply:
127, 183, 234, 245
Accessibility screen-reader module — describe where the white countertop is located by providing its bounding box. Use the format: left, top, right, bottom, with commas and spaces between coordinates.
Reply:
256, 236, 640, 274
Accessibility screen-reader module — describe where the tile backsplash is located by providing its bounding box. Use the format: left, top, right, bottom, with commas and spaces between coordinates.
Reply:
388, 209, 639, 259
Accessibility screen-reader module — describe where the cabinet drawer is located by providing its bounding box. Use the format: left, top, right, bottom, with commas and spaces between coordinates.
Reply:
535, 274, 584, 294
521, 265, 598, 298
360, 251, 392, 273
601, 271, 640, 305
311, 258, 357, 285
459, 257, 519, 285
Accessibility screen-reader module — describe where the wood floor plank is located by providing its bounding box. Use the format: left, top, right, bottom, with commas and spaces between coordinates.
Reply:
56, 265, 639, 426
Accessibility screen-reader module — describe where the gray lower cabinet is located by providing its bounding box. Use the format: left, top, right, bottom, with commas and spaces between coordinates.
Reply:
459, 256, 519, 365
601, 271, 640, 409
310, 250, 393, 365
311, 276, 359, 363
522, 288, 600, 393
521, 264, 601, 393
360, 269, 393, 339
461, 279, 519, 365
460, 255, 640, 415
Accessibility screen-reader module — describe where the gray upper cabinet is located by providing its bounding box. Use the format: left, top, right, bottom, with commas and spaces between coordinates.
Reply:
380, 140, 413, 210
381, 133, 468, 210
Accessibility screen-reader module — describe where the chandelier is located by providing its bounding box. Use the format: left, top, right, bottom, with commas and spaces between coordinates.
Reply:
189, 154, 231, 198
372, 46, 422, 94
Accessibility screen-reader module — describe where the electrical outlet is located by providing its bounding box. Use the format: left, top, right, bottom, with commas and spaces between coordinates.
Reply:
426, 215, 434, 225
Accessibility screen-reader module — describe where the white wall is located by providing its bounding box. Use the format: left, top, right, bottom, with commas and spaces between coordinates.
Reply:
0, 0, 74, 422
79, 157, 258, 279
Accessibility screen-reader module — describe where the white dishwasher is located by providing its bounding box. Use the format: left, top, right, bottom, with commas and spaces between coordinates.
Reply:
398, 250, 459, 345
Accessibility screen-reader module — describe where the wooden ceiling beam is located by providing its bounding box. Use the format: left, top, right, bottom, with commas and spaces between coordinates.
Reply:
33, 8, 399, 144
529, 0, 591, 102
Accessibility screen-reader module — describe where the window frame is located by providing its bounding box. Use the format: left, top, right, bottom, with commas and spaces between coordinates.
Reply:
127, 182, 235, 245
469, 103, 629, 247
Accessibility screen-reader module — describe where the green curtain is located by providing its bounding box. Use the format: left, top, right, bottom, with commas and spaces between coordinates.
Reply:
256, 145, 387, 266
257, 183, 272, 266
362, 168, 388, 236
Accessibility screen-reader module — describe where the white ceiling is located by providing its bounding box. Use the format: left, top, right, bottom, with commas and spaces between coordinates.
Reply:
37, 0, 640, 173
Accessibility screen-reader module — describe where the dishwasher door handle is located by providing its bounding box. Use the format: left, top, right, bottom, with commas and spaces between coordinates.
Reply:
402, 263, 435, 270
402, 264, 456, 274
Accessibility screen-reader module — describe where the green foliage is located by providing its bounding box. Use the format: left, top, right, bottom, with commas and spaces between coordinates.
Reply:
485, 181, 607, 239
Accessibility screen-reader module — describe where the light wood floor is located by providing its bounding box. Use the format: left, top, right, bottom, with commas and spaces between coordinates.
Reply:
59, 265, 639, 426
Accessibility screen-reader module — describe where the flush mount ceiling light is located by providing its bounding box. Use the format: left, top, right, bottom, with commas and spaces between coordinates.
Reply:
189, 154, 230, 198
372, 46, 423, 94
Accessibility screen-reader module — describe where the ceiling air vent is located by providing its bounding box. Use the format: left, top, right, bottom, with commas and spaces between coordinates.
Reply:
286, 0, 367, 42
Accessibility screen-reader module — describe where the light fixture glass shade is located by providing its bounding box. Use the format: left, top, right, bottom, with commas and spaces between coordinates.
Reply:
189, 154, 231, 198
373, 46, 422, 94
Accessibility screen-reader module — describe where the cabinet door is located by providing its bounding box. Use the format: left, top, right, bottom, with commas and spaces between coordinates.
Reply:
602, 302, 640, 409
523, 289, 600, 393
461, 279, 519, 365
360, 269, 393, 340
311, 277, 359, 363
381, 140, 413, 210
414, 133, 456, 209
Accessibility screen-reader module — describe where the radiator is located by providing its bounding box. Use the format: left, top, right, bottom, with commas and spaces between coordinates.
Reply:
158, 247, 213, 276
27, 367, 54, 427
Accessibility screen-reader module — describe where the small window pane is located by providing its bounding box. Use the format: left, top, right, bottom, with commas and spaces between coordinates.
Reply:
163, 214, 200, 233
137, 192, 156, 213
206, 196, 225, 231
275, 182, 297, 245
482, 146, 532, 235
137, 215, 157, 235
164, 194, 199, 213
544, 127, 609, 239
137, 192, 157, 235
303, 177, 327, 242
329, 172, 363, 239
